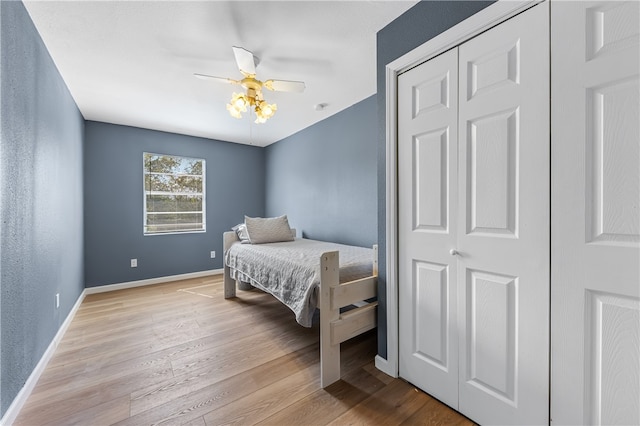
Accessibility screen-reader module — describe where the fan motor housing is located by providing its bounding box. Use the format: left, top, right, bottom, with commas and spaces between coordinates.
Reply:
241, 77, 262, 93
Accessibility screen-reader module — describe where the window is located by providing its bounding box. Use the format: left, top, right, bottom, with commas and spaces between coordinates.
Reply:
143, 152, 205, 235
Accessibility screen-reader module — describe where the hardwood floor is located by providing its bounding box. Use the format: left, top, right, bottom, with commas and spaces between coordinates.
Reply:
14, 275, 473, 426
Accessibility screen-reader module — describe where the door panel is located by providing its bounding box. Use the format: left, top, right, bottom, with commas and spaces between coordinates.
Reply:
587, 78, 640, 244
457, 3, 549, 425
466, 108, 518, 236
465, 269, 517, 403
413, 129, 449, 232
551, 2, 640, 425
586, 292, 640, 425
399, 47, 459, 408
412, 260, 449, 369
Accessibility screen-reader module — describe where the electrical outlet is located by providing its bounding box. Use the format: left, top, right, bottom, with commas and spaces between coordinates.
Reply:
131, 258, 138, 268
55, 293, 60, 309
210, 251, 216, 259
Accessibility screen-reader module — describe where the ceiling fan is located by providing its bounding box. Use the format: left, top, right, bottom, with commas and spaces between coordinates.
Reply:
195, 46, 306, 123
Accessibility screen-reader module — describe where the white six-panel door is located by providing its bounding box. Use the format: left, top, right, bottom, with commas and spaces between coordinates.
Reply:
456, 3, 549, 424
551, 2, 640, 425
398, 47, 459, 408
398, 2, 549, 424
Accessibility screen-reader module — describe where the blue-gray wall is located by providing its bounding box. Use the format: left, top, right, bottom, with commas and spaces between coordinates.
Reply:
84, 122, 265, 286
265, 95, 377, 248
375, 0, 495, 358
1, 0, 85, 417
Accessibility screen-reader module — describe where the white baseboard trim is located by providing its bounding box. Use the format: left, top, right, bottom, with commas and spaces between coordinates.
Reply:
84, 269, 223, 295
1, 289, 86, 426
1, 268, 222, 426
375, 354, 398, 379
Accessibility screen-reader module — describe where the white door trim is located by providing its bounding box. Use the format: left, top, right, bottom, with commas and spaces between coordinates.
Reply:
378, 0, 542, 379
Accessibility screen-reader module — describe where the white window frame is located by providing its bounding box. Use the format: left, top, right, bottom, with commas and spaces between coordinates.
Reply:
143, 152, 206, 235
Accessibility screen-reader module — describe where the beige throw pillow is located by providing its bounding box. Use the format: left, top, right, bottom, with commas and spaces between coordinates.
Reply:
244, 215, 295, 244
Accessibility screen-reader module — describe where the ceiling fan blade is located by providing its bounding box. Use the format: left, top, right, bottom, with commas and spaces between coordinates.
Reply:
263, 79, 306, 93
193, 73, 240, 85
232, 46, 257, 77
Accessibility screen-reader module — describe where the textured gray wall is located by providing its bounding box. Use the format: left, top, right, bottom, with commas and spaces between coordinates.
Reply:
1, 1, 85, 417
265, 95, 377, 248
375, 0, 496, 358
84, 122, 265, 287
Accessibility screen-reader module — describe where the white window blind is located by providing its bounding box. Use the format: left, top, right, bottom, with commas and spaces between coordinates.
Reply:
143, 152, 205, 235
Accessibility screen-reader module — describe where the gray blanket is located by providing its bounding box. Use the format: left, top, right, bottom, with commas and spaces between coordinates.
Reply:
225, 238, 374, 327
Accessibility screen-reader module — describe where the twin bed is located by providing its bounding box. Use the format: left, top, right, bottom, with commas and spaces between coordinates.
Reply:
223, 221, 378, 388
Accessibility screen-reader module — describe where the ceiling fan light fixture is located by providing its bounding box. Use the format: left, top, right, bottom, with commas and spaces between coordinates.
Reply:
259, 100, 277, 118
202, 46, 304, 124
227, 92, 253, 120
230, 92, 249, 111
226, 103, 243, 119
227, 88, 277, 123
254, 100, 277, 124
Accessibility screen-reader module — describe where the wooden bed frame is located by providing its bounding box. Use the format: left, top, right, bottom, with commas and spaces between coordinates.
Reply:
223, 230, 378, 388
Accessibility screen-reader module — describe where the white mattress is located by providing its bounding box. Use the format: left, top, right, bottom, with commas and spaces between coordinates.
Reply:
225, 238, 374, 327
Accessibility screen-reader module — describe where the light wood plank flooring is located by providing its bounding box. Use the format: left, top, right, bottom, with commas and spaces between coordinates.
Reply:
14, 275, 473, 425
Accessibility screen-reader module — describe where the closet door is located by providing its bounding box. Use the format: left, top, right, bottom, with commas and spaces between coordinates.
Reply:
398, 3, 549, 424
551, 2, 640, 425
457, 3, 549, 425
398, 47, 459, 408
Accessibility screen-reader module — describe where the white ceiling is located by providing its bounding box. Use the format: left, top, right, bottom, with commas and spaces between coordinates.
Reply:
23, 1, 417, 147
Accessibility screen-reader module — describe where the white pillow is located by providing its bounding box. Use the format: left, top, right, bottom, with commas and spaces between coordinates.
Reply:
244, 215, 294, 244
231, 223, 251, 243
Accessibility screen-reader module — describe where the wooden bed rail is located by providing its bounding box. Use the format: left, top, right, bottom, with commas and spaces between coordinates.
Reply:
319, 245, 378, 388
330, 276, 376, 310
331, 302, 378, 344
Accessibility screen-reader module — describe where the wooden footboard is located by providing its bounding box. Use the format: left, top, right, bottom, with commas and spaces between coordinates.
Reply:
319, 245, 378, 388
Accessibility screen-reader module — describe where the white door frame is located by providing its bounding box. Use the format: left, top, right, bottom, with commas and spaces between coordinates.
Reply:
376, 0, 542, 378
